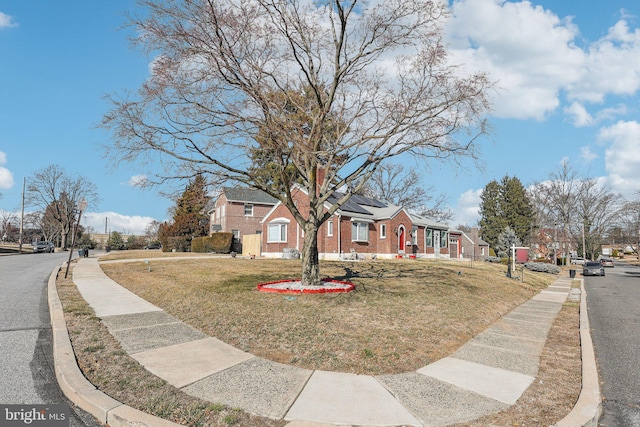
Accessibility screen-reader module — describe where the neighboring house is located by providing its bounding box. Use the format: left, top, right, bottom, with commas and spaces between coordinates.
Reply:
209, 187, 279, 249
602, 243, 635, 256
260, 186, 452, 260
458, 227, 490, 260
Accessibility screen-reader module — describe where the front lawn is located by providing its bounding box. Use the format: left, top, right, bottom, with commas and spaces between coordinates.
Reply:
100, 256, 555, 375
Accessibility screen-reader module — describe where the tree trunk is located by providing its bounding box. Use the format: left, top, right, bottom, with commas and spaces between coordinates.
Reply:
60, 230, 68, 250
301, 223, 321, 286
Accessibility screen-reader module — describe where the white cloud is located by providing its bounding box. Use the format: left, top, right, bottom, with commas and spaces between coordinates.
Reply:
580, 145, 597, 163
82, 211, 160, 236
0, 151, 14, 190
452, 188, 482, 226
446, 2, 640, 124
0, 12, 17, 29
128, 174, 148, 187
446, 0, 584, 120
567, 20, 640, 103
564, 102, 593, 127
564, 102, 628, 127
598, 120, 640, 197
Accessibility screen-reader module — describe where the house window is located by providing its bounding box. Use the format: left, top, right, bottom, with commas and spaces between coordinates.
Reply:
244, 204, 253, 216
327, 220, 333, 237
412, 226, 418, 245
267, 223, 287, 242
232, 229, 240, 241
352, 222, 369, 242
426, 229, 433, 247
440, 230, 448, 248
380, 224, 387, 239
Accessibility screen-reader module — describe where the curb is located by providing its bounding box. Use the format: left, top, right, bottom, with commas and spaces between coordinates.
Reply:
553, 278, 602, 427
50, 261, 600, 427
48, 264, 181, 427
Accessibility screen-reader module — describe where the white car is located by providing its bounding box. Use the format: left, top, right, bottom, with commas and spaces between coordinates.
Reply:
570, 257, 585, 265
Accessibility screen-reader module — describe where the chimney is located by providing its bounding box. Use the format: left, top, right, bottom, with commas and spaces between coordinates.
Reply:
316, 165, 326, 186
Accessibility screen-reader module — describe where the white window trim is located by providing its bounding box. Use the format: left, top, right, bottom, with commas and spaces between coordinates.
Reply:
380, 223, 387, 239
352, 222, 369, 242
244, 203, 254, 216
267, 218, 290, 243
440, 230, 448, 248
327, 220, 334, 237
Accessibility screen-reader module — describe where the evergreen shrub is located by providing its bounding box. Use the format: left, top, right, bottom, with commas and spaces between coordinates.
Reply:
191, 233, 233, 253
524, 262, 560, 274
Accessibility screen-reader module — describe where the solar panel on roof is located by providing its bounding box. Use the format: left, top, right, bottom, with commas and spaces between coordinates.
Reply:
327, 192, 373, 215
349, 193, 386, 208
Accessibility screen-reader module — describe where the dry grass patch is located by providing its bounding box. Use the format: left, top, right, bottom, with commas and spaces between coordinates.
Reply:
57, 266, 284, 427
100, 249, 218, 261
100, 257, 556, 375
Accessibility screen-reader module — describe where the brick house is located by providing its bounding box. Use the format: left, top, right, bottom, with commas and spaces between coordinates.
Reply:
457, 227, 490, 260
260, 186, 451, 260
208, 187, 279, 249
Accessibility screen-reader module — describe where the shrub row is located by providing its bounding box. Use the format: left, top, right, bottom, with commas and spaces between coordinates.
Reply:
524, 262, 560, 274
191, 233, 233, 253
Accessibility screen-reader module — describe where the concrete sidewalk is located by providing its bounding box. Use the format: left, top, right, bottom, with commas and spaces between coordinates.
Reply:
50, 257, 601, 426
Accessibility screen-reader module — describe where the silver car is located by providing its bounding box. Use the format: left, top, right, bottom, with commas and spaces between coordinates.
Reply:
583, 261, 605, 276
33, 241, 54, 253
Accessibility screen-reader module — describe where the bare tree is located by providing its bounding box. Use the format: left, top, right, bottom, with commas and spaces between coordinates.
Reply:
102, 0, 491, 285
618, 194, 640, 256
362, 163, 453, 223
574, 178, 622, 259
26, 165, 98, 249
529, 162, 622, 261
0, 211, 18, 242
528, 161, 580, 264
145, 219, 162, 241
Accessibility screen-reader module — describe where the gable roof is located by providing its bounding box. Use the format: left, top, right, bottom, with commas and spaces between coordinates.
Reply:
222, 187, 279, 205
409, 213, 449, 230
261, 185, 447, 228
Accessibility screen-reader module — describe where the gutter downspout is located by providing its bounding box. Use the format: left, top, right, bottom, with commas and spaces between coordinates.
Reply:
337, 214, 341, 257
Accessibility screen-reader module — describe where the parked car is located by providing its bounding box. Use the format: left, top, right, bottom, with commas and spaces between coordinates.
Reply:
144, 242, 162, 250
33, 241, 54, 253
600, 258, 615, 268
570, 257, 585, 265
583, 261, 605, 276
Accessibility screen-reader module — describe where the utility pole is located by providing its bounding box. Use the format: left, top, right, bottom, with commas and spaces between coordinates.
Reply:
18, 177, 25, 254
65, 199, 87, 279
582, 221, 587, 260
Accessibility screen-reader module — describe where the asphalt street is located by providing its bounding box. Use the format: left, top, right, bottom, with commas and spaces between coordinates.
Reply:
585, 261, 640, 427
0, 252, 103, 426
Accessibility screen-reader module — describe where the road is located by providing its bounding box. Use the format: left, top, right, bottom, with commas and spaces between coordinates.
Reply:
0, 252, 103, 426
585, 261, 640, 427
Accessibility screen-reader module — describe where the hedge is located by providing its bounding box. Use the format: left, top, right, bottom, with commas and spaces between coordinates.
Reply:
191, 233, 233, 253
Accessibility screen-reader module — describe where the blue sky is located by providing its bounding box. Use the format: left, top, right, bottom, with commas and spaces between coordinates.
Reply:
1, 0, 640, 235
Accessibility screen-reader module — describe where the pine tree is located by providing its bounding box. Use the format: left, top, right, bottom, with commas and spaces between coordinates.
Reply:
478, 180, 506, 249
160, 175, 211, 251
479, 175, 536, 250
